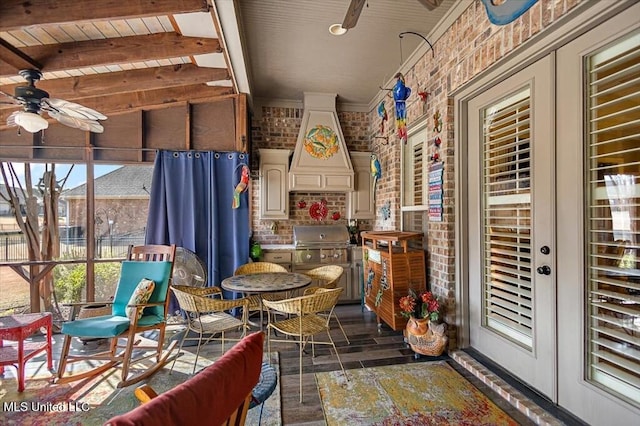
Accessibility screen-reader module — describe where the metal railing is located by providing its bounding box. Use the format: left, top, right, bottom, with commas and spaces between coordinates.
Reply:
0, 234, 145, 261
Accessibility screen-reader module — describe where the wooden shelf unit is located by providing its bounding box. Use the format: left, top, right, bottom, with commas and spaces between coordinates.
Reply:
361, 231, 426, 331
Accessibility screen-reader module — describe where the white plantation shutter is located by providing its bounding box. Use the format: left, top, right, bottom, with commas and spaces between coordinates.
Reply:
482, 87, 533, 348
401, 129, 428, 232
586, 31, 640, 404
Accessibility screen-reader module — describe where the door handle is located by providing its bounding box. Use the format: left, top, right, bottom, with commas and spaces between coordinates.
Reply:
536, 265, 551, 275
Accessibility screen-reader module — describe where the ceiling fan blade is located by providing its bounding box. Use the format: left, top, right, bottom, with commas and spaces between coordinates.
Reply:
6, 111, 20, 127
416, 0, 443, 11
342, 0, 367, 30
0, 90, 21, 105
48, 109, 104, 133
44, 98, 107, 121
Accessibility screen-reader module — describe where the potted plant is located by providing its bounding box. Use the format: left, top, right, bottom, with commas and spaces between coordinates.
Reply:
399, 289, 448, 357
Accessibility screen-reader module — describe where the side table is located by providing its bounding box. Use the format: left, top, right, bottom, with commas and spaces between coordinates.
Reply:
249, 362, 277, 425
0, 312, 53, 392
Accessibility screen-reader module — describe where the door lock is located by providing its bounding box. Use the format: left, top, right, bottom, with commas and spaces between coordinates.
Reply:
536, 265, 551, 275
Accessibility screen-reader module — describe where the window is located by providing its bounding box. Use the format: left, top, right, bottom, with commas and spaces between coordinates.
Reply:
401, 127, 429, 234
585, 30, 640, 404
0, 161, 150, 312
482, 87, 533, 348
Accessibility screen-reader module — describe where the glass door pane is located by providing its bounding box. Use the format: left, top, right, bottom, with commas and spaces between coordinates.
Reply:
482, 87, 533, 348
585, 30, 640, 405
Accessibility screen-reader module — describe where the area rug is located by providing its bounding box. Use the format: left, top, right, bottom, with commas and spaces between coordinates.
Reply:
316, 361, 518, 426
0, 350, 281, 426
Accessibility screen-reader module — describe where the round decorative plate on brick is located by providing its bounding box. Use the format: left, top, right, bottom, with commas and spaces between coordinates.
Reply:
309, 201, 328, 221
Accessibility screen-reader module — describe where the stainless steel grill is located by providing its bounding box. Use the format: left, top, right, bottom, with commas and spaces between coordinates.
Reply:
292, 225, 351, 269
293, 225, 350, 248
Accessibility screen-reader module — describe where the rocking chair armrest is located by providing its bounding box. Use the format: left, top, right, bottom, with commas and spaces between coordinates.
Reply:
62, 301, 114, 321
62, 301, 114, 307
126, 301, 164, 308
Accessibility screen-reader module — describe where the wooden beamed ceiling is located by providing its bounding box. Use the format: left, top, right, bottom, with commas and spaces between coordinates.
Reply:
0, 0, 236, 131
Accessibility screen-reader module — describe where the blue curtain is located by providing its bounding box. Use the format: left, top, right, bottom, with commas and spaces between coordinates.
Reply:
145, 150, 250, 313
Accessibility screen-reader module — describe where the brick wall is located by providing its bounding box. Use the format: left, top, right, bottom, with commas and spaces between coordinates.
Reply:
67, 198, 149, 237
365, 0, 581, 343
249, 0, 582, 346
250, 107, 373, 244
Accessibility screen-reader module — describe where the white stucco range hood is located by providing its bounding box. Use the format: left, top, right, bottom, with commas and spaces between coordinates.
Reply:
289, 92, 354, 192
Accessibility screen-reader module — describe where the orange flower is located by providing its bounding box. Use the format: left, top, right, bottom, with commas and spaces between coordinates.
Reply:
398, 295, 416, 314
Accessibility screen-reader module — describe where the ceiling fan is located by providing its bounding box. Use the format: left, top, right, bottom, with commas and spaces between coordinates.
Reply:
340, 0, 444, 31
1, 69, 107, 134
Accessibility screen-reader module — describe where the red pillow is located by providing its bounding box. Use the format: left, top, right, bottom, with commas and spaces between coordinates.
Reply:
105, 332, 264, 426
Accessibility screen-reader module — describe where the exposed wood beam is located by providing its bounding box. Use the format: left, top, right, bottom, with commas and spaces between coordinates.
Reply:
0, 33, 221, 77
0, 84, 234, 129
0, 64, 230, 101
0, 0, 210, 31
0, 39, 42, 72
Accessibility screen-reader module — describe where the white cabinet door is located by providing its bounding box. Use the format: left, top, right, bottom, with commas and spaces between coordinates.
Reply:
348, 152, 375, 219
259, 149, 290, 220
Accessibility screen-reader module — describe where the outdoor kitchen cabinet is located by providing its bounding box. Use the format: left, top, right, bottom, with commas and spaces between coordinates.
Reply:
262, 250, 292, 271
362, 231, 426, 331
259, 149, 291, 219
347, 152, 375, 220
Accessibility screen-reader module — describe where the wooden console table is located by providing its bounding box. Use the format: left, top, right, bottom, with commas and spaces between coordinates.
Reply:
362, 231, 426, 331
0, 312, 53, 392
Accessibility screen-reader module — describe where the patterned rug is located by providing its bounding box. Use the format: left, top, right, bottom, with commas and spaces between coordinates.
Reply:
0, 348, 281, 426
316, 361, 518, 426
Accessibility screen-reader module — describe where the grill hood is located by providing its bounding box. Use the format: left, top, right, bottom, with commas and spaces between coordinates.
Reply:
289, 93, 354, 192
293, 225, 351, 247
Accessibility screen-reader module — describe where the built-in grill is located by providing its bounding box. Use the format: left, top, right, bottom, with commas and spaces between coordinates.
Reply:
292, 225, 351, 270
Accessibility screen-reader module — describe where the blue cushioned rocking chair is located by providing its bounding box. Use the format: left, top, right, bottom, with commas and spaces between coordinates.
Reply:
56, 244, 177, 388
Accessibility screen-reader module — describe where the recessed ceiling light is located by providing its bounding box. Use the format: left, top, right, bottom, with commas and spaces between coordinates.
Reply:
329, 23, 347, 36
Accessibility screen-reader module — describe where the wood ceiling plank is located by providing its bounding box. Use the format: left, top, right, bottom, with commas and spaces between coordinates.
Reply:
0, 64, 230, 100
0, 0, 210, 31
0, 84, 234, 129
0, 33, 221, 77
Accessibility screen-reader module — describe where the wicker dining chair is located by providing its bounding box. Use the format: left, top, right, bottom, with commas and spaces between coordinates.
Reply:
170, 285, 250, 374
233, 262, 289, 313
302, 265, 350, 344
262, 287, 346, 403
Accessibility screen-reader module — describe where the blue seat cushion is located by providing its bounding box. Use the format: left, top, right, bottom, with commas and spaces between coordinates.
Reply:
62, 315, 131, 338
61, 314, 165, 338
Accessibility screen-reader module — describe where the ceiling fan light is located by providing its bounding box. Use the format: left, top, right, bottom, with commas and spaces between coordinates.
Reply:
14, 111, 49, 133
329, 23, 347, 36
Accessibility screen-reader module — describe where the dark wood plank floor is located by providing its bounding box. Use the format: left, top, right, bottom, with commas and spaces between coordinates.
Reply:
264, 304, 536, 426
38, 303, 574, 425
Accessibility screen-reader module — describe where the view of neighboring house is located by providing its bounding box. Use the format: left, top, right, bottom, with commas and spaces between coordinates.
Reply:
0, 183, 28, 233
0, 183, 26, 216
61, 166, 154, 240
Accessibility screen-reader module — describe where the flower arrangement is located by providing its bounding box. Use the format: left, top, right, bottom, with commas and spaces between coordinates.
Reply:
399, 289, 441, 322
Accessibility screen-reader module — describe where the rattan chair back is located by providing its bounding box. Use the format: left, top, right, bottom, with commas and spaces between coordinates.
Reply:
262, 287, 342, 316
171, 285, 247, 314
303, 265, 344, 290
234, 262, 288, 275
170, 285, 250, 374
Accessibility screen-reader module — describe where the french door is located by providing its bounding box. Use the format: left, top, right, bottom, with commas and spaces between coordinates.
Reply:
556, 4, 640, 423
467, 55, 556, 400
465, 3, 640, 423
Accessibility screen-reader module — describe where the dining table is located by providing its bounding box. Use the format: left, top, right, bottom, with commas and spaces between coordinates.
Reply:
221, 272, 312, 329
